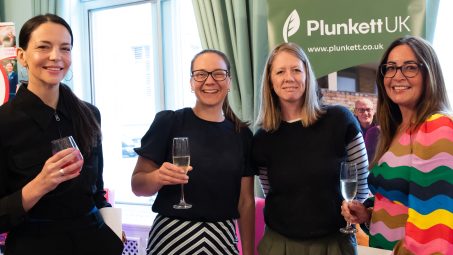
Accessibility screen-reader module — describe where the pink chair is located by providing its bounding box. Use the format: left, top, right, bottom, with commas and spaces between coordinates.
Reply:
237, 197, 265, 255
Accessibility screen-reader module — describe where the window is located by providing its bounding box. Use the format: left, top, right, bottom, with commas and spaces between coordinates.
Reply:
433, 1, 453, 107
72, 0, 201, 224
337, 76, 356, 92
90, 2, 156, 207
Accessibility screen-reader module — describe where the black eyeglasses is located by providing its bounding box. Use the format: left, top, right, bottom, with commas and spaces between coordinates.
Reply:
355, 108, 373, 114
380, 62, 423, 78
191, 69, 229, 82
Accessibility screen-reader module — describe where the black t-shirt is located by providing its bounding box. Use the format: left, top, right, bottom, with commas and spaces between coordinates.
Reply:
252, 105, 360, 239
135, 108, 254, 221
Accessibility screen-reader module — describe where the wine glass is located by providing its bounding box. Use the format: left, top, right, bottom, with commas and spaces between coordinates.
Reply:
339, 161, 358, 234
172, 137, 191, 209
51, 136, 79, 155
51, 136, 82, 175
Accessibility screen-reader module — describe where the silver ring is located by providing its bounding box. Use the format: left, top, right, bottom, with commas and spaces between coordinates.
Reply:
59, 169, 65, 176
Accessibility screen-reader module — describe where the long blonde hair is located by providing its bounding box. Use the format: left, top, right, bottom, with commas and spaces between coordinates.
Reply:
256, 42, 324, 131
371, 35, 451, 167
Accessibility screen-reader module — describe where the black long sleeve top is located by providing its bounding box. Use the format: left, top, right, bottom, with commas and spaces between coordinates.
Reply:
0, 84, 109, 233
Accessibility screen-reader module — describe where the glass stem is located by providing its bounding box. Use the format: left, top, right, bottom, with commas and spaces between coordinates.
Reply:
346, 221, 352, 228
180, 184, 186, 203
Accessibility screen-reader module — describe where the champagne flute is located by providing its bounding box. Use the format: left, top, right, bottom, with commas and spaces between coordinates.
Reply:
172, 137, 191, 209
339, 161, 358, 234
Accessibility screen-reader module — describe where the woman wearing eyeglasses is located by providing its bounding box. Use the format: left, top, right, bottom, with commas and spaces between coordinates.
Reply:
341, 35, 453, 254
131, 49, 255, 255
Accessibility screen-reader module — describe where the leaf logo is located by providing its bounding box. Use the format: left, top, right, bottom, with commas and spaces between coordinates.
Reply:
283, 9, 300, 43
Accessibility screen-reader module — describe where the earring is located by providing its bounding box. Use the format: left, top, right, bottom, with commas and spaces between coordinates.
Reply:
64, 69, 73, 81
228, 89, 230, 92
19, 66, 28, 80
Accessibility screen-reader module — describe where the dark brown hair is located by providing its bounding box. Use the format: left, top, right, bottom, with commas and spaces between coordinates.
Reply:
372, 35, 451, 167
19, 13, 73, 49
190, 49, 249, 132
19, 14, 101, 156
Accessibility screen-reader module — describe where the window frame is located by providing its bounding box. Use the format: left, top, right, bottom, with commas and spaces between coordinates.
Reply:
74, 0, 164, 109
71, 0, 200, 210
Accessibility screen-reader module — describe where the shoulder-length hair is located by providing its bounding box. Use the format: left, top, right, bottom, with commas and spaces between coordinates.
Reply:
372, 35, 451, 167
256, 42, 324, 131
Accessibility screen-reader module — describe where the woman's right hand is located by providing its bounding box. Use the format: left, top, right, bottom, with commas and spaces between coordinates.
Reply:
341, 200, 371, 224
131, 157, 193, 196
36, 148, 84, 193
21, 148, 84, 211
155, 162, 192, 186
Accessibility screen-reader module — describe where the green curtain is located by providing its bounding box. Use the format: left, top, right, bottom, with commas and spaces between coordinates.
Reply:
192, 0, 268, 124
32, 0, 66, 16
32, 0, 72, 86
425, 0, 440, 42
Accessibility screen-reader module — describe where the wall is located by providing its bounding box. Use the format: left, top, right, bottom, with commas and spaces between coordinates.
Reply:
0, 0, 33, 31
356, 66, 377, 94
0, 0, 34, 83
321, 88, 377, 111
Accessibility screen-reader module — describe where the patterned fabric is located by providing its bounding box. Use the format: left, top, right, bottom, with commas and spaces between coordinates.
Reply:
147, 214, 239, 255
135, 108, 253, 222
346, 133, 370, 202
368, 114, 453, 254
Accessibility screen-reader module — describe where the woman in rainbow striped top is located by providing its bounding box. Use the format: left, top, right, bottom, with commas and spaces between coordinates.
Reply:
341, 35, 453, 254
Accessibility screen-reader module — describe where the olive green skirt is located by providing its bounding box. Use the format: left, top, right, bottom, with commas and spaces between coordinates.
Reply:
258, 227, 357, 255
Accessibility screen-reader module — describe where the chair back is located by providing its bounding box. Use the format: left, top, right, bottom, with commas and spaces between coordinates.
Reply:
237, 197, 266, 255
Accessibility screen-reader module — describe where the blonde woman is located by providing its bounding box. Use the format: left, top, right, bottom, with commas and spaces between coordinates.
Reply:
252, 42, 369, 255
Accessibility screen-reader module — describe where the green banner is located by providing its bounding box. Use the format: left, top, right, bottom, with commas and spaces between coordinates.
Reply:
267, 0, 434, 78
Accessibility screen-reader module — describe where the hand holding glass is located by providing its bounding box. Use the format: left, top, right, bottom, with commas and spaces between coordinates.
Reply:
51, 136, 79, 155
339, 162, 358, 234
51, 136, 82, 174
172, 137, 191, 209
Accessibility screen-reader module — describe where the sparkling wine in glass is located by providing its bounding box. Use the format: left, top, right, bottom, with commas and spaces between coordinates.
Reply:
339, 161, 358, 234
172, 137, 192, 209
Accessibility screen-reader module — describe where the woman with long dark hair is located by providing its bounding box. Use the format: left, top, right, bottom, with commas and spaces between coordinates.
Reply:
0, 14, 123, 255
341, 35, 453, 254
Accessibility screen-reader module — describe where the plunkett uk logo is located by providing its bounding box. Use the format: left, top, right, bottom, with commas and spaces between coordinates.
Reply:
281, 9, 412, 41
307, 16, 411, 36
283, 10, 300, 42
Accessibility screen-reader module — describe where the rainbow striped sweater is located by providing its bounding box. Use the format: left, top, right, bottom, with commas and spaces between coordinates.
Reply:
368, 114, 453, 255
